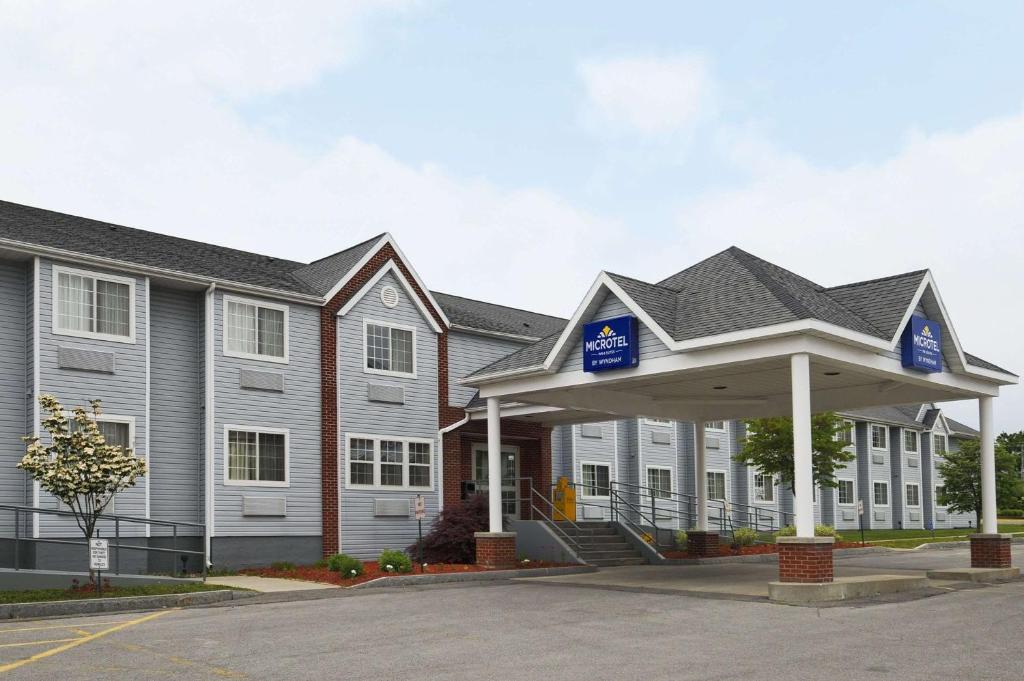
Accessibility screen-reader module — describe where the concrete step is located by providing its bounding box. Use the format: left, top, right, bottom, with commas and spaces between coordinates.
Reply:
587, 557, 648, 567
573, 541, 633, 551
577, 549, 641, 560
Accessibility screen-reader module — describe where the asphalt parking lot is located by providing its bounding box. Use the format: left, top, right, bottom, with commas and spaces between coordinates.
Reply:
1, 567, 1022, 680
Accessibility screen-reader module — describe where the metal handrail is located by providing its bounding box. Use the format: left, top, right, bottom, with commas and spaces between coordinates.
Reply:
0, 503, 207, 580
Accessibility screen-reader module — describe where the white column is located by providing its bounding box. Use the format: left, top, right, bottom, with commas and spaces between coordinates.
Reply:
694, 421, 708, 530
791, 353, 815, 538
979, 396, 998, 534
486, 397, 503, 533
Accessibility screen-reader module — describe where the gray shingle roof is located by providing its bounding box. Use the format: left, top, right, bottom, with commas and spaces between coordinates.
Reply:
468, 246, 1013, 379
431, 291, 566, 339
469, 331, 562, 377
291, 234, 385, 296
945, 417, 979, 437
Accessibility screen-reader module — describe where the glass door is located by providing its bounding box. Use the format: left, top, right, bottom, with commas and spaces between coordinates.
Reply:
472, 445, 520, 519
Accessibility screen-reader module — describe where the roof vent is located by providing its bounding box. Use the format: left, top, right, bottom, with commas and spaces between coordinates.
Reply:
381, 285, 399, 308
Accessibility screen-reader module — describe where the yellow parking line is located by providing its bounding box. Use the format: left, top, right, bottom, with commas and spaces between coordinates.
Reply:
0, 638, 79, 649
0, 620, 130, 635
0, 609, 175, 674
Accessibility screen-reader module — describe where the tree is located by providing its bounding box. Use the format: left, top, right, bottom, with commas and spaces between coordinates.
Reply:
937, 439, 1024, 522
18, 395, 147, 541
996, 431, 1024, 480
734, 412, 855, 492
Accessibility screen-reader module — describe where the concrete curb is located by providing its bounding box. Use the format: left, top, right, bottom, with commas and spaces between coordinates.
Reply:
659, 546, 894, 565
0, 589, 253, 620
349, 565, 597, 589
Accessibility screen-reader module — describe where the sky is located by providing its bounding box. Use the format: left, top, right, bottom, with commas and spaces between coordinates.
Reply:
1, 1, 1022, 430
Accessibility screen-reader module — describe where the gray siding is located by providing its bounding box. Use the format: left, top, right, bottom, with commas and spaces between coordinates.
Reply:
447, 331, 523, 408
149, 287, 202, 533
833, 427, 860, 531
0, 259, 28, 537
36, 259, 148, 538
638, 419, 679, 529
338, 271, 439, 560
213, 290, 321, 539
573, 422, 617, 521
559, 292, 672, 374
864, 421, 893, 528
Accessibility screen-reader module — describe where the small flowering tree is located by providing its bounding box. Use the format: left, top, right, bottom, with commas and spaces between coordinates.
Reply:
18, 394, 147, 541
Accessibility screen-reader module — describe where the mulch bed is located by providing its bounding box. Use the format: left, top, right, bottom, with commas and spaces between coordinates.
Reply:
241, 559, 567, 587
662, 541, 867, 560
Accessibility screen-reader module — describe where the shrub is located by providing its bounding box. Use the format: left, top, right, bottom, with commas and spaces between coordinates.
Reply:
774, 524, 842, 541
270, 561, 296, 572
732, 527, 759, 546
999, 509, 1024, 518
408, 494, 488, 564
675, 530, 688, 549
326, 553, 364, 578
379, 549, 413, 574
313, 557, 330, 569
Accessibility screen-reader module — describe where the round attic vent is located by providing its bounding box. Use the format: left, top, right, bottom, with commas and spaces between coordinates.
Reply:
380, 285, 399, 308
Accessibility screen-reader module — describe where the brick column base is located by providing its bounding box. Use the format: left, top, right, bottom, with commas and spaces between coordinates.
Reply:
687, 531, 720, 557
970, 533, 1012, 568
474, 532, 517, 569
777, 536, 835, 583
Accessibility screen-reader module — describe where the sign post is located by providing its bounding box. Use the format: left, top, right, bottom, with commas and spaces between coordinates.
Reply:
89, 538, 109, 595
414, 494, 425, 573
857, 500, 865, 546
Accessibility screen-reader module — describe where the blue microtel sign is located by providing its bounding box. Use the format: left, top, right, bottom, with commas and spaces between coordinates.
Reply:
583, 315, 639, 373
901, 317, 942, 373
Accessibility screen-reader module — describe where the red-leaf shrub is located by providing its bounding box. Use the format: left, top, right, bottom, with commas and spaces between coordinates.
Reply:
408, 494, 489, 564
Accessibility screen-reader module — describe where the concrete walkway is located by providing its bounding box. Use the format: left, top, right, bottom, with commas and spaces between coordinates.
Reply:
519, 544, 1024, 600
205, 575, 339, 592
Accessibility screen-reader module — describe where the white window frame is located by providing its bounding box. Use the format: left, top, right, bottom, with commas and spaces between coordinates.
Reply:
704, 421, 726, 431
344, 433, 434, 491
872, 480, 890, 507
903, 429, 919, 454
934, 483, 947, 509
645, 465, 673, 499
752, 471, 776, 504
932, 433, 948, 457
223, 425, 290, 488
706, 469, 728, 502
580, 461, 611, 499
835, 419, 855, 448
836, 478, 856, 506
67, 412, 136, 449
51, 265, 136, 344
870, 423, 888, 451
905, 482, 921, 508
222, 294, 290, 364
362, 318, 418, 379
643, 417, 672, 427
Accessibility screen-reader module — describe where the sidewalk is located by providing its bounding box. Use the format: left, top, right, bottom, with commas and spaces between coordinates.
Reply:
205, 575, 339, 593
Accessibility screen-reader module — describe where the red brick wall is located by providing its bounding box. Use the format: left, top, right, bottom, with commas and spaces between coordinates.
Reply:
777, 542, 834, 583
475, 533, 517, 569
687, 531, 720, 557
971, 535, 1012, 568
320, 242, 450, 556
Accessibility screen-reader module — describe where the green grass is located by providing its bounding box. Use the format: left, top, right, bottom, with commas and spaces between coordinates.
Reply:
843, 524, 1022, 542
0, 582, 233, 605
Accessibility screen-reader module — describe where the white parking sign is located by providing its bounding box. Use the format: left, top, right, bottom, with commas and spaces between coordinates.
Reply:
857, 500, 864, 516
89, 538, 109, 571
414, 494, 426, 520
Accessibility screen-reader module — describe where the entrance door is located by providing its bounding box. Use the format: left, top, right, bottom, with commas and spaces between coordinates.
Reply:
472, 445, 520, 519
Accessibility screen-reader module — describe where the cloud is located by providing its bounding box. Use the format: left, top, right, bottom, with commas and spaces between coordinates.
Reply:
665, 114, 1024, 430
0, 1, 624, 317
578, 54, 714, 135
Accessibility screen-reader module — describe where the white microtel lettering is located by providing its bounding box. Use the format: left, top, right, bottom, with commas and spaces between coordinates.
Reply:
584, 336, 629, 352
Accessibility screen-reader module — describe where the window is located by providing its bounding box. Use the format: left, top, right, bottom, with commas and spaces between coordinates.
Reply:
903, 430, 918, 453
754, 473, 775, 502
706, 471, 726, 501
837, 479, 855, 506
836, 420, 854, 446
581, 463, 610, 497
364, 320, 415, 377
905, 483, 920, 507
644, 417, 671, 427
225, 427, 288, 485
935, 484, 947, 507
70, 416, 133, 450
933, 434, 947, 456
705, 421, 725, 431
871, 424, 888, 449
646, 467, 672, 499
53, 266, 134, 342
224, 296, 288, 362
873, 481, 889, 506
346, 435, 433, 489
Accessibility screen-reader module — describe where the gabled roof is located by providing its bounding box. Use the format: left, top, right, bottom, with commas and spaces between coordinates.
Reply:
945, 417, 980, 438
291, 234, 385, 296
432, 291, 567, 340
467, 246, 1014, 381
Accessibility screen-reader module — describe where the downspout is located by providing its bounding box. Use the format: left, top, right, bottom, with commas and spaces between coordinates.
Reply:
437, 411, 471, 513
204, 283, 216, 566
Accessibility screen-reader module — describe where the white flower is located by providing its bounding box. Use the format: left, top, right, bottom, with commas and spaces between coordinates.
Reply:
350, 569, 357, 576
386, 564, 394, 571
